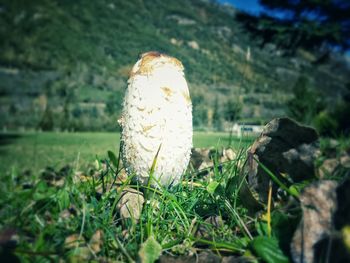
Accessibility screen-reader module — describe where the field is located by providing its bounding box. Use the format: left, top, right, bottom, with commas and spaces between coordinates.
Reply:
0, 132, 252, 174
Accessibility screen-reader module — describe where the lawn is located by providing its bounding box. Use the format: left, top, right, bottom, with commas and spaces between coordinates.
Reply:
0, 132, 253, 174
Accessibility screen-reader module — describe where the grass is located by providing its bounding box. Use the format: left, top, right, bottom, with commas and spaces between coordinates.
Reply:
0, 131, 252, 174
3, 132, 344, 262
0, 132, 263, 262
0, 131, 266, 262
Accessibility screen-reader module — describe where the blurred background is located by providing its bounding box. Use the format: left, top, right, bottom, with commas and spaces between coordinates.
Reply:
0, 0, 349, 134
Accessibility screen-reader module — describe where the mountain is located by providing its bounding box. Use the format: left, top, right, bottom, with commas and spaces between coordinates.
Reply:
0, 0, 349, 131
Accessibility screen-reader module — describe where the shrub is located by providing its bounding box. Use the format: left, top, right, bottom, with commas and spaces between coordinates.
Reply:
314, 111, 338, 137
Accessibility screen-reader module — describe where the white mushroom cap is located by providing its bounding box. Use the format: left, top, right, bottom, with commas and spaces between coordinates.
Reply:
120, 52, 192, 187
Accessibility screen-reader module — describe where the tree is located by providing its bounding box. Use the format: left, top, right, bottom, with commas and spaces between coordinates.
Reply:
223, 98, 242, 123
105, 90, 123, 117
287, 76, 324, 124
212, 96, 222, 131
192, 90, 208, 128
39, 105, 54, 131
237, 0, 350, 56
314, 82, 350, 136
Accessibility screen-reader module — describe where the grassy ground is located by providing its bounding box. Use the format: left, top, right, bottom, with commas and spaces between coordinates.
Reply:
1, 131, 272, 262
5, 132, 346, 262
0, 132, 252, 175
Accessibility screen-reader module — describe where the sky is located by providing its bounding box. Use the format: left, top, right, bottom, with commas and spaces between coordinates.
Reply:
219, 0, 264, 15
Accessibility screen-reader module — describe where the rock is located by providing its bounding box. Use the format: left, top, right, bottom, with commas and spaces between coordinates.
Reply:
187, 41, 200, 50
41, 166, 57, 181
291, 180, 338, 263
40, 165, 70, 186
197, 251, 220, 263
191, 147, 236, 170
198, 161, 212, 173
190, 148, 214, 177
246, 117, 319, 202
232, 44, 245, 55
158, 253, 249, 263
196, 216, 225, 239
205, 215, 225, 227
220, 148, 237, 163
318, 158, 340, 178
224, 148, 236, 161
321, 139, 339, 157
190, 148, 211, 170
170, 38, 183, 46
58, 165, 71, 177
340, 154, 350, 168
324, 178, 350, 262
158, 251, 219, 263
89, 230, 103, 254
116, 188, 144, 221
166, 14, 196, 25
334, 179, 350, 234
222, 256, 252, 263
291, 179, 350, 263
159, 254, 195, 263
59, 209, 72, 220
329, 138, 340, 149
115, 168, 129, 184
64, 234, 85, 249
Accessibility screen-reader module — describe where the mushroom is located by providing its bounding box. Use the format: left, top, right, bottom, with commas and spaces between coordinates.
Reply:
120, 52, 192, 187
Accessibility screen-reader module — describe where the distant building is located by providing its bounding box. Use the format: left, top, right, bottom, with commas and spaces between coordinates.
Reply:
231, 123, 264, 138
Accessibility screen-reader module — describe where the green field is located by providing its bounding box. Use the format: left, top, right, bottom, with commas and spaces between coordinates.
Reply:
0, 132, 253, 174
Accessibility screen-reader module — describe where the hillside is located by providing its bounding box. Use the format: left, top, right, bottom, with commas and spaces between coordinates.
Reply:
0, 0, 349, 131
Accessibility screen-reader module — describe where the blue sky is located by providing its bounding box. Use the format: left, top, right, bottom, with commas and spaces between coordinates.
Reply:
219, 0, 264, 15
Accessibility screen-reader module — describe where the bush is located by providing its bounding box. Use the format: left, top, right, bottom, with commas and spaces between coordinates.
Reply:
314, 111, 338, 137
287, 76, 325, 124
38, 106, 54, 131
314, 101, 350, 137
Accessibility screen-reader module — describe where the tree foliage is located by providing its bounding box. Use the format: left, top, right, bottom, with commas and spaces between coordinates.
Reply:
237, 0, 350, 55
105, 90, 123, 117
223, 98, 242, 122
287, 76, 324, 124
39, 105, 54, 131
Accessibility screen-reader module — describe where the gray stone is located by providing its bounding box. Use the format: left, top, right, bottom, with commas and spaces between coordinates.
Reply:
291, 181, 338, 263
223, 148, 236, 161
197, 251, 221, 263
190, 148, 211, 170
196, 216, 225, 239
340, 154, 350, 168
158, 251, 220, 263
222, 256, 252, 263
116, 188, 144, 221
158, 255, 195, 263
246, 117, 319, 202
318, 158, 340, 178
316, 178, 350, 262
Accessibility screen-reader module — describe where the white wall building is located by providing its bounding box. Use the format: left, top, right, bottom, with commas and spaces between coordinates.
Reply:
231, 123, 264, 138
